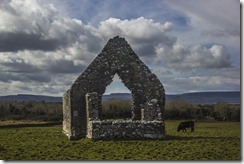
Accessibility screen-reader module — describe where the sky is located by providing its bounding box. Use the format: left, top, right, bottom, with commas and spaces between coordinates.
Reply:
0, 0, 241, 96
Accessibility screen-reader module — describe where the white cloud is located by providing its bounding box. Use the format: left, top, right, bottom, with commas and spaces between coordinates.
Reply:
156, 43, 232, 69
0, 0, 57, 34
165, 75, 240, 94
186, 44, 231, 68
99, 17, 174, 38
96, 17, 176, 57
165, 0, 240, 66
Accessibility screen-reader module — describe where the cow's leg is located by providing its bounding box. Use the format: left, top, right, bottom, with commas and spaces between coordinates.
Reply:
185, 128, 190, 135
191, 126, 194, 132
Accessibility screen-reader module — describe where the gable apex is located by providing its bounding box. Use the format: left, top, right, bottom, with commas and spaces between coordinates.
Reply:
100, 36, 136, 57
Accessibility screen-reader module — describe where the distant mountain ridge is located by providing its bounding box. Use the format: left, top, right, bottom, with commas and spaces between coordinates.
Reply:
0, 94, 62, 103
0, 91, 240, 104
102, 93, 132, 101
103, 91, 240, 104
166, 91, 240, 104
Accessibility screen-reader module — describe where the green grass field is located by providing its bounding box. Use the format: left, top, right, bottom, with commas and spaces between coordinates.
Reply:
0, 120, 240, 160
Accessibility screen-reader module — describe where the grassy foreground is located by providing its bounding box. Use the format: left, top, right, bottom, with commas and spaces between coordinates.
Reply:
0, 120, 240, 160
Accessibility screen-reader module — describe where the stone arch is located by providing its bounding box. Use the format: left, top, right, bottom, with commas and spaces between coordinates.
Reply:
63, 36, 165, 140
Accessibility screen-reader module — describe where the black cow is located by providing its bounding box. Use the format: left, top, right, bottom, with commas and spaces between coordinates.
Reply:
177, 121, 194, 133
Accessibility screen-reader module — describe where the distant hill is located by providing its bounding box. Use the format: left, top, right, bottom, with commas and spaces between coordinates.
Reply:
103, 91, 240, 104
0, 94, 62, 103
166, 91, 240, 104
0, 91, 240, 104
102, 93, 132, 101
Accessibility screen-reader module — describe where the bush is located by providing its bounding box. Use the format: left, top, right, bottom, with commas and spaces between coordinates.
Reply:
0, 102, 62, 122
0, 99, 240, 122
164, 100, 240, 121
164, 100, 196, 119
101, 99, 132, 120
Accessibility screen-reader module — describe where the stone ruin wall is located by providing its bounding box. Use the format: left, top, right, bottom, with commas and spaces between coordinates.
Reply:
88, 120, 165, 140
63, 36, 165, 140
86, 92, 165, 140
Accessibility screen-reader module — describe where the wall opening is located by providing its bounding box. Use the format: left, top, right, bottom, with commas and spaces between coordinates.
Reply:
101, 74, 132, 120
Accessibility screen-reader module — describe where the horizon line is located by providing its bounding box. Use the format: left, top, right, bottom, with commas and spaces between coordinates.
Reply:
0, 90, 240, 97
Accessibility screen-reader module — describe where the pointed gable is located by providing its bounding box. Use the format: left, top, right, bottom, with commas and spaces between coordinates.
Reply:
63, 36, 165, 140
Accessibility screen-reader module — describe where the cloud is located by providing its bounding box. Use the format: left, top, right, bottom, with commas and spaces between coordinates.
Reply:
0, 0, 57, 34
94, 17, 233, 70
0, 0, 233, 71
98, 17, 174, 38
0, 32, 63, 52
0, 52, 41, 73
164, 0, 240, 62
159, 66, 240, 94
97, 17, 176, 56
0, 0, 240, 96
49, 0, 173, 25
186, 44, 232, 68
0, 69, 51, 83
169, 75, 240, 93
165, 0, 240, 28
156, 44, 232, 69
0, 0, 103, 52
201, 28, 240, 38
154, 64, 240, 94
0, 0, 62, 52
0, 0, 103, 72
43, 59, 86, 74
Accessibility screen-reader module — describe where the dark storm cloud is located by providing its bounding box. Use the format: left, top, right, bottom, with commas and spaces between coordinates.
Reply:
0, 32, 65, 52
44, 59, 86, 74
0, 71, 51, 83
0, 60, 51, 83
25, 73, 52, 83
0, 71, 21, 82
2, 60, 41, 73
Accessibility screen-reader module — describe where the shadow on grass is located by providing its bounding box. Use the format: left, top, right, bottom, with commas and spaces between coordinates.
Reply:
0, 122, 62, 129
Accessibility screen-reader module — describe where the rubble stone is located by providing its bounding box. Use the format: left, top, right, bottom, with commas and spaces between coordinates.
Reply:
63, 36, 165, 140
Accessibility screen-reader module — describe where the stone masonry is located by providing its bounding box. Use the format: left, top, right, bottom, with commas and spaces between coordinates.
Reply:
86, 92, 165, 139
63, 36, 165, 140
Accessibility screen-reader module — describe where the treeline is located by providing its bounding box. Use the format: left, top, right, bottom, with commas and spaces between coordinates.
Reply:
101, 99, 240, 121
0, 101, 62, 122
101, 99, 132, 119
0, 99, 240, 122
165, 100, 240, 121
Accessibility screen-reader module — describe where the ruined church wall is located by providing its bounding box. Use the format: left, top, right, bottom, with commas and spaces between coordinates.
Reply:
63, 36, 166, 140
63, 85, 90, 139
87, 120, 165, 140
85, 92, 165, 140
62, 90, 72, 137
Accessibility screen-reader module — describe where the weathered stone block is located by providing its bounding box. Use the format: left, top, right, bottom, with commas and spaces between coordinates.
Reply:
86, 120, 165, 140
